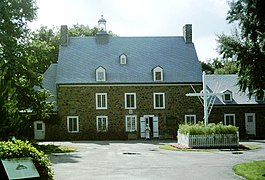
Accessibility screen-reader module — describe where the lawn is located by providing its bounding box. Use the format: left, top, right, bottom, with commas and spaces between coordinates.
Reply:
233, 160, 265, 180
34, 144, 77, 154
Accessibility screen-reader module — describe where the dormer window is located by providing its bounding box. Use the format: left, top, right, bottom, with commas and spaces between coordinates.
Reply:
119, 54, 127, 65
96, 66, 106, 81
221, 90, 233, 102
255, 90, 264, 102
153, 66, 163, 81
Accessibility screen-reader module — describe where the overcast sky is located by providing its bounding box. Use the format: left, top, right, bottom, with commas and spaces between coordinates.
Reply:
29, 0, 234, 62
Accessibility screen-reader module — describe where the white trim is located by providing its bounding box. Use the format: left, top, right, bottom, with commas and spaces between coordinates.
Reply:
224, 114, 236, 125
125, 115, 137, 132
125, 93, 136, 109
96, 66, 106, 81
58, 83, 201, 87
96, 116, 108, 132
184, 115, 196, 124
67, 116, 79, 133
153, 66, 163, 81
120, 54, 127, 65
153, 92, 165, 109
96, 93, 107, 109
245, 113, 256, 135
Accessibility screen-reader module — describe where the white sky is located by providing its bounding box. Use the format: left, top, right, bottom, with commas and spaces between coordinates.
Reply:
29, 0, 234, 62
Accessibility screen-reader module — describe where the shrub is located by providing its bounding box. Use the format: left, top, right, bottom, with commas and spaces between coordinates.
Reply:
178, 122, 238, 135
0, 140, 53, 179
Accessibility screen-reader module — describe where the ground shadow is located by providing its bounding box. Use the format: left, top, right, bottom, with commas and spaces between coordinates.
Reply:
49, 153, 81, 164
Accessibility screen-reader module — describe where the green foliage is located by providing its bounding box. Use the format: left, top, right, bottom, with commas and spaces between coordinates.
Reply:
178, 122, 238, 135
200, 58, 239, 74
233, 160, 265, 180
0, 140, 53, 179
217, 0, 265, 97
35, 144, 76, 154
0, 0, 55, 139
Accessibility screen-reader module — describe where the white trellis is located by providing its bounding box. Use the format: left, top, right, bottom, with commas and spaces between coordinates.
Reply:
186, 71, 224, 127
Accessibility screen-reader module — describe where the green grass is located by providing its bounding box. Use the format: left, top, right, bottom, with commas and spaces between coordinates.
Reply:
159, 144, 261, 152
34, 144, 77, 154
233, 160, 265, 179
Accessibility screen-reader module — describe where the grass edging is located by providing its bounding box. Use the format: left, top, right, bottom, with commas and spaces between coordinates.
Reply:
159, 144, 261, 152
233, 160, 265, 179
35, 144, 77, 154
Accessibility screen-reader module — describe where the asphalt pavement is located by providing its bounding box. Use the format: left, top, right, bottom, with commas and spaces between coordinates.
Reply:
40, 140, 265, 180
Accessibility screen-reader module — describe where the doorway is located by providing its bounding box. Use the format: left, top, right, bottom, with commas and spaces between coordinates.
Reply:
245, 113, 256, 136
34, 121, 45, 140
140, 115, 159, 138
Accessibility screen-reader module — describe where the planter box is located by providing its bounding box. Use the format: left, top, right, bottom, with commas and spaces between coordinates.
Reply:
177, 131, 239, 148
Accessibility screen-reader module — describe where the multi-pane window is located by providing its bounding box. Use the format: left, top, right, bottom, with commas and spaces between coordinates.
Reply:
96, 66, 106, 81
67, 116, 79, 133
222, 90, 232, 102
153, 66, 163, 81
224, 114, 236, 125
125, 115, 137, 132
120, 54, 127, 65
96, 93, 107, 109
153, 92, 165, 109
185, 115, 196, 124
96, 116, 108, 132
125, 93, 136, 109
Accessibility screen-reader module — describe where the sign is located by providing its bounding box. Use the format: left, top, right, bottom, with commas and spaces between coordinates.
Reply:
1, 157, 40, 179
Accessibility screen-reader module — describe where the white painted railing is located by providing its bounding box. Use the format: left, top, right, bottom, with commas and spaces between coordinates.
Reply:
177, 131, 239, 147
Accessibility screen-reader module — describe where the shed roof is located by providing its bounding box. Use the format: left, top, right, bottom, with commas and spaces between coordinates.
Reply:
205, 74, 264, 105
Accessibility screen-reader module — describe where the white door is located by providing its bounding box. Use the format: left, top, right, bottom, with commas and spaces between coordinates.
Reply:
34, 121, 45, 140
245, 113, 256, 135
153, 117, 159, 138
140, 117, 146, 138
140, 116, 159, 138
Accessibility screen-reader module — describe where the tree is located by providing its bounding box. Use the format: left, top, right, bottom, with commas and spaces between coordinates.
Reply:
0, 0, 54, 139
217, 0, 265, 97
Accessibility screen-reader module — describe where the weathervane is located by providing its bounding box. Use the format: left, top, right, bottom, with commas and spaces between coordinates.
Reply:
186, 71, 224, 126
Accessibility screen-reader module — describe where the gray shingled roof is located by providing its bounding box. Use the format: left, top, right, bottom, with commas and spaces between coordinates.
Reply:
56, 36, 202, 84
42, 64, 57, 110
205, 74, 264, 105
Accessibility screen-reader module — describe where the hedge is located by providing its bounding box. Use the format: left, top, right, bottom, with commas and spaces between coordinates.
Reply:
178, 122, 238, 135
0, 140, 53, 179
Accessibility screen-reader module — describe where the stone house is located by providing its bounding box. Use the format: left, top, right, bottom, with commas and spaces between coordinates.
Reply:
37, 16, 204, 140
205, 74, 265, 139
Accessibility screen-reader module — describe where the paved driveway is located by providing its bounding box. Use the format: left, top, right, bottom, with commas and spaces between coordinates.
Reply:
42, 140, 265, 180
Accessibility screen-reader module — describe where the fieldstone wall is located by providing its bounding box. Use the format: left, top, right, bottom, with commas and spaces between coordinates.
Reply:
45, 84, 203, 140
209, 105, 265, 139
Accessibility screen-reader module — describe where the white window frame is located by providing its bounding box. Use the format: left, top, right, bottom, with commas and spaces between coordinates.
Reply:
67, 116, 79, 133
153, 92, 165, 109
120, 54, 127, 65
96, 116, 108, 132
153, 66, 163, 81
185, 115, 196, 124
96, 93, 107, 109
125, 93, 136, 109
125, 115, 137, 132
222, 90, 233, 102
255, 94, 264, 102
224, 114, 236, 126
96, 66, 106, 81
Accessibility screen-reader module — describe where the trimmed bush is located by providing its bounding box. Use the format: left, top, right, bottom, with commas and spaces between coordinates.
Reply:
178, 122, 238, 135
0, 140, 53, 179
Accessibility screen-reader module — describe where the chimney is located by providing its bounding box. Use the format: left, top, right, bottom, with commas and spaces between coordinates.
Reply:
183, 24, 192, 43
60, 25, 68, 46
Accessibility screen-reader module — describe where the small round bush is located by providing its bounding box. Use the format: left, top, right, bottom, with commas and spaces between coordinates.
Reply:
0, 140, 53, 179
